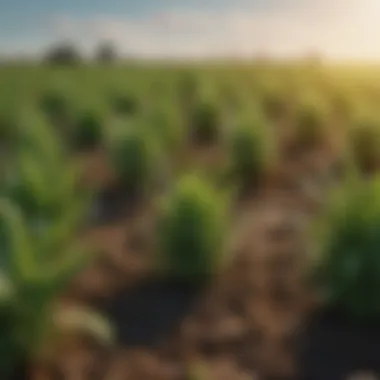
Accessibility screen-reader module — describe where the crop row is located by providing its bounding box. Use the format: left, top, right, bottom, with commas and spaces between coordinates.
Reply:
1, 65, 380, 378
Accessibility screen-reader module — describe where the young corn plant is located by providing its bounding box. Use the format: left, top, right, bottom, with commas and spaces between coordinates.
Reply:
178, 71, 199, 110
0, 196, 114, 379
260, 84, 289, 122
109, 90, 139, 117
189, 98, 222, 146
0, 120, 112, 379
311, 175, 380, 322
39, 87, 74, 128
144, 100, 184, 156
0, 198, 88, 377
108, 126, 161, 199
292, 96, 329, 150
72, 106, 105, 151
346, 115, 380, 175
0, 106, 18, 148
156, 174, 230, 283
2, 112, 88, 225
330, 87, 356, 123
228, 112, 277, 193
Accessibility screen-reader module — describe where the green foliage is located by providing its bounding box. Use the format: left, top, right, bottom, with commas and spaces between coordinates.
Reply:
0, 198, 90, 376
178, 71, 200, 107
0, 110, 112, 376
293, 96, 329, 149
228, 111, 276, 190
156, 174, 229, 282
109, 90, 139, 116
0, 115, 96, 376
108, 127, 160, 196
312, 176, 380, 321
54, 305, 114, 347
0, 107, 18, 146
39, 88, 74, 125
346, 115, 380, 174
2, 112, 88, 223
144, 100, 184, 154
190, 98, 221, 145
73, 107, 105, 150
260, 84, 289, 121
330, 87, 356, 121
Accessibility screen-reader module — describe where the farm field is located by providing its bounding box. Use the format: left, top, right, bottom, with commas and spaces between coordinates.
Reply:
2, 62, 380, 380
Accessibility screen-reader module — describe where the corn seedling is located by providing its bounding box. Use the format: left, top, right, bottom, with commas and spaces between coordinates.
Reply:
190, 98, 221, 146
144, 100, 184, 155
346, 115, 380, 175
228, 111, 277, 192
108, 126, 161, 198
156, 174, 230, 282
109, 90, 139, 116
2, 112, 89, 224
0, 115, 111, 378
73, 106, 105, 150
311, 175, 380, 322
39, 87, 74, 127
292, 96, 330, 149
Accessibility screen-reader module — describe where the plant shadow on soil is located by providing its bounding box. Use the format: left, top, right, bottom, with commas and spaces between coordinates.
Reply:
87, 185, 142, 225
296, 308, 380, 380
7, 357, 28, 380
96, 279, 205, 347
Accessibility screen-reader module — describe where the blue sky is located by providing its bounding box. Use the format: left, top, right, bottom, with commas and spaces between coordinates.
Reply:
1, 0, 380, 59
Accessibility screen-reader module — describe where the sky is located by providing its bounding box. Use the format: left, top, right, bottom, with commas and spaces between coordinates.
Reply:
1, 0, 380, 59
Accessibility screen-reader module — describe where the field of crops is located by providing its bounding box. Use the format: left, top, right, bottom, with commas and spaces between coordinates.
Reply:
2, 62, 380, 380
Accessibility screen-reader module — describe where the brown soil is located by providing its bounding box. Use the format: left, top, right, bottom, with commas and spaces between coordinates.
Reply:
35, 139, 342, 380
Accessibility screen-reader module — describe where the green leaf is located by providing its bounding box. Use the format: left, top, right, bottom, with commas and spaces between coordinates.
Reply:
54, 306, 115, 346
40, 241, 92, 295
0, 198, 37, 283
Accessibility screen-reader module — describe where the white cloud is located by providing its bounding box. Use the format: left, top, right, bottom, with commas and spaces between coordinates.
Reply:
47, 0, 380, 59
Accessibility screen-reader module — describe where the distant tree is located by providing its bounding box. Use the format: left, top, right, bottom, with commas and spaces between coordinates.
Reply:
95, 42, 117, 64
44, 42, 82, 65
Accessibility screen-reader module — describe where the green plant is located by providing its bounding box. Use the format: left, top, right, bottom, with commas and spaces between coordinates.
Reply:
0, 113, 112, 378
260, 85, 289, 121
39, 88, 73, 125
178, 71, 199, 107
190, 99, 221, 145
311, 176, 380, 322
144, 101, 184, 154
108, 127, 160, 196
110, 90, 139, 116
73, 107, 105, 150
293, 96, 329, 149
330, 87, 356, 122
0, 196, 113, 378
0, 107, 18, 147
156, 174, 229, 282
228, 112, 276, 191
346, 116, 380, 174
2, 112, 88, 224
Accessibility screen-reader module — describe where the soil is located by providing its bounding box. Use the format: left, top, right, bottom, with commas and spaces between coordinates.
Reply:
5, 357, 29, 380
33, 138, 372, 380
297, 308, 380, 380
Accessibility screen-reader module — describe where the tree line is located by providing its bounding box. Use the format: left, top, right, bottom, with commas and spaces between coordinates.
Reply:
44, 41, 119, 65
